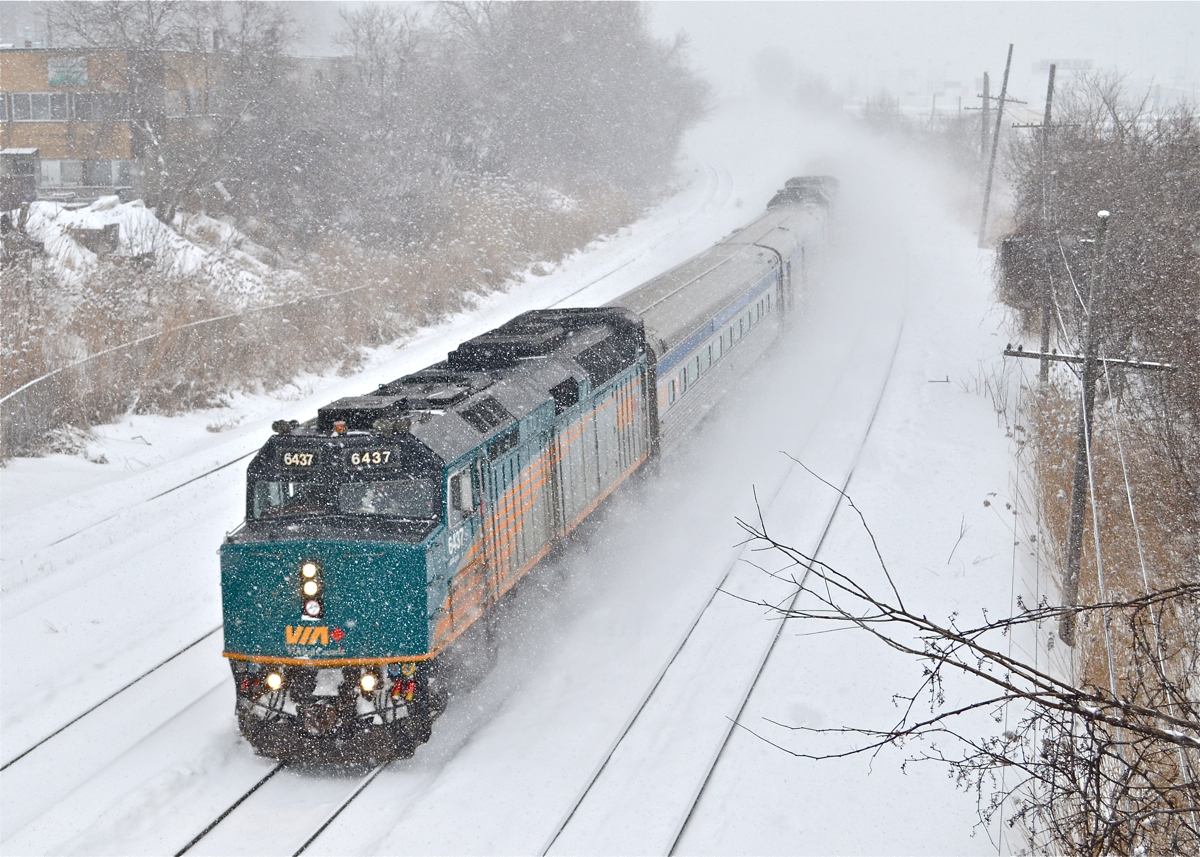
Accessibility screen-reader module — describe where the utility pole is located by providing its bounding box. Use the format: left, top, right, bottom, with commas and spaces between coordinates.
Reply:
1061, 210, 1111, 646
1038, 64, 1057, 382
981, 72, 991, 160
1004, 211, 1175, 645
979, 44, 1014, 247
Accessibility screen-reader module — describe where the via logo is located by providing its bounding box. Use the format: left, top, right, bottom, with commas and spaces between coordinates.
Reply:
286, 626, 346, 645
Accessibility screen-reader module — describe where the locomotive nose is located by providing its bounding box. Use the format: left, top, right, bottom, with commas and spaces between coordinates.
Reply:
220, 539, 430, 662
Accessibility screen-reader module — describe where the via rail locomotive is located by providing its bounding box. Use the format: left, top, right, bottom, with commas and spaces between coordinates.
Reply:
220, 177, 836, 762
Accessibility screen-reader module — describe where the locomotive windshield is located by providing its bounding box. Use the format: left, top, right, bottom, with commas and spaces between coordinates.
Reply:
253, 477, 440, 521
338, 480, 438, 518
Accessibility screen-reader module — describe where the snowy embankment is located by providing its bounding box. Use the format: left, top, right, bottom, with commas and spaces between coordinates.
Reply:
1, 98, 1051, 856
19, 196, 296, 308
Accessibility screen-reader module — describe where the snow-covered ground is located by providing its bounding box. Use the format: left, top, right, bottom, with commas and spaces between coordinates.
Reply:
20, 196, 294, 307
1, 98, 1050, 855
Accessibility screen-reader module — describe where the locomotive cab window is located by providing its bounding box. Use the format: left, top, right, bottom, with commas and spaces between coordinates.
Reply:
338, 478, 439, 519
252, 476, 440, 520
253, 480, 330, 519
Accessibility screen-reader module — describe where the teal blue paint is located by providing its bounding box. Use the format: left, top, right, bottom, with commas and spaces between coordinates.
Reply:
220, 538, 431, 658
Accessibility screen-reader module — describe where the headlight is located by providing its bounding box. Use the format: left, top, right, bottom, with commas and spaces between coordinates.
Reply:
266, 672, 283, 691
360, 673, 377, 693
304, 600, 321, 617
302, 580, 319, 596
301, 562, 318, 578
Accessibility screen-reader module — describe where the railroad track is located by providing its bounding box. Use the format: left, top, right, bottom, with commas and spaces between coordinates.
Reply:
1, 161, 739, 854
176, 316, 907, 857
539, 319, 905, 855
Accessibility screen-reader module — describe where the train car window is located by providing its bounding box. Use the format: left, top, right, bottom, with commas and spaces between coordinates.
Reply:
766, 293, 771, 312
338, 478, 439, 519
693, 356, 701, 380
701, 346, 711, 373
668, 380, 676, 404
679, 370, 687, 393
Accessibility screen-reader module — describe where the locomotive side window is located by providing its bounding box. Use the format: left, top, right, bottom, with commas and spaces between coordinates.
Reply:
338, 478, 439, 519
449, 468, 473, 515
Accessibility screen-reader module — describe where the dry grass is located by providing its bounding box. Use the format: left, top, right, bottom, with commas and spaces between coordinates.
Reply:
1028, 381, 1198, 854
1029, 384, 1196, 689
2, 179, 642, 455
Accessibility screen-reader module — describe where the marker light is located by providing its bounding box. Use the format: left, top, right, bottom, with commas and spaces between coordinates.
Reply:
360, 673, 377, 693
304, 599, 321, 617
303, 580, 319, 597
301, 562, 318, 578
333, 420, 347, 435
266, 672, 283, 691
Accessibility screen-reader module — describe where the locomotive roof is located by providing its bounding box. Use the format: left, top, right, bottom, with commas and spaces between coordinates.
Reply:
275, 309, 642, 469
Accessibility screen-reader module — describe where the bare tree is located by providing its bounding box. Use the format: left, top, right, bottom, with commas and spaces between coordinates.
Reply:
734, 482, 1200, 855
47, 0, 297, 222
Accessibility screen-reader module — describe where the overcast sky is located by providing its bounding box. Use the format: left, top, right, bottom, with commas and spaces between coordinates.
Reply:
4, 1, 1196, 109
646, 2, 1199, 108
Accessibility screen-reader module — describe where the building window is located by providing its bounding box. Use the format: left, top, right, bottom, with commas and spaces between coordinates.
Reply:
186, 88, 205, 114
40, 160, 61, 187
73, 92, 128, 122
84, 160, 112, 186
0, 94, 7, 122
41, 160, 88, 187
61, 160, 83, 186
8, 155, 36, 176
166, 88, 209, 117
48, 57, 88, 87
115, 160, 132, 186
11, 93, 70, 122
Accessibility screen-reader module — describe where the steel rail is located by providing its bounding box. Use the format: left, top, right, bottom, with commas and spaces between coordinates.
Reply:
535, 318, 904, 856
0, 624, 223, 771
667, 321, 905, 854
173, 763, 286, 857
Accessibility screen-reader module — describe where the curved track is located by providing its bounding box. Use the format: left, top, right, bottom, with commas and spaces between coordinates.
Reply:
0, 156, 741, 854
149, 309, 904, 857
3, 103, 1017, 856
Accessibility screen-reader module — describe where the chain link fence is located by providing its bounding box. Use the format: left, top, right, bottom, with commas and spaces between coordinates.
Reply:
0, 283, 401, 458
